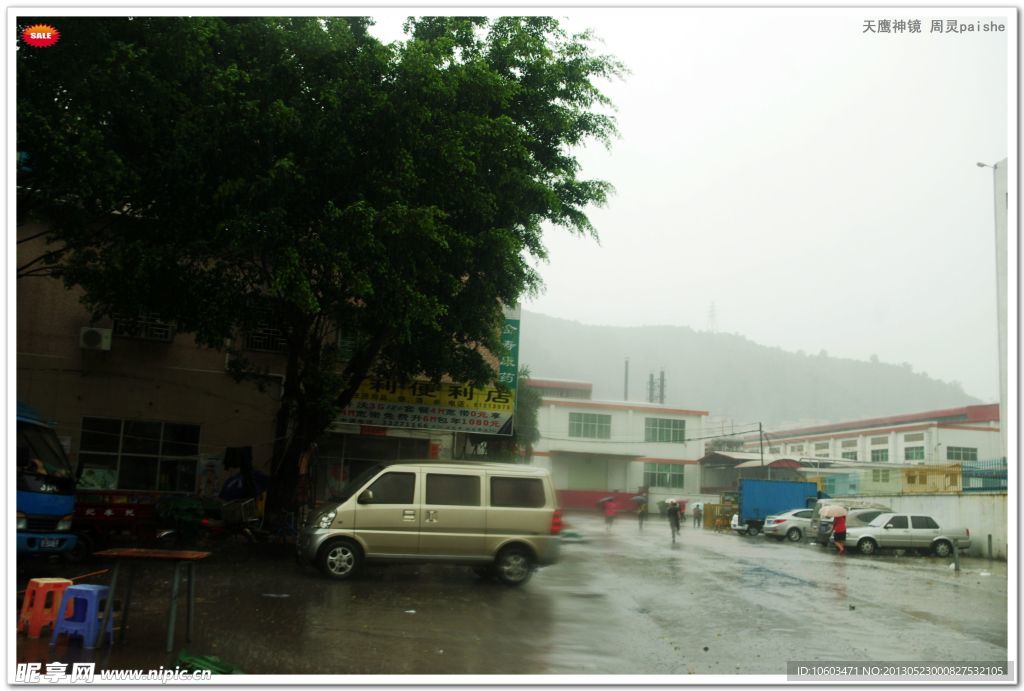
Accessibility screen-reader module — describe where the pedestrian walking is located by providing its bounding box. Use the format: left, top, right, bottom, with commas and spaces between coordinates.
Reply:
666, 499, 681, 543
636, 495, 648, 531
603, 498, 618, 532
832, 513, 847, 555
693, 505, 703, 528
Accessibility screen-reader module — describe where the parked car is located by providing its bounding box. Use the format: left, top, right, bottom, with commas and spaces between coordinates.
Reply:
808, 500, 891, 547
846, 512, 971, 557
763, 508, 813, 542
298, 461, 561, 585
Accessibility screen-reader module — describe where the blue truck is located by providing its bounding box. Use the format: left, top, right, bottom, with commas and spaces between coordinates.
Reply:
16, 403, 77, 555
732, 479, 818, 537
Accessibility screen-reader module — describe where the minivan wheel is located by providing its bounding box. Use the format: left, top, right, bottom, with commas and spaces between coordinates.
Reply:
933, 540, 953, 558
858, 538, 878, 556
786, 527, 802, 542
494, 547, 533, 586
318, 539, 362, 580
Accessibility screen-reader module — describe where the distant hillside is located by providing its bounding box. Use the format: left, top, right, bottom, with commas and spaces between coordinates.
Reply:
519, 311, 982, 428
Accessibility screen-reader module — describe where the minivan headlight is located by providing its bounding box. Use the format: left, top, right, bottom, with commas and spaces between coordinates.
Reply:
57, 515, 73, 531
17, 513, 27, 531
317, 510, 337, 529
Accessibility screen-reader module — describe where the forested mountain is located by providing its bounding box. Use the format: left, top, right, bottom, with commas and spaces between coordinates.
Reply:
519, 311, 982, 428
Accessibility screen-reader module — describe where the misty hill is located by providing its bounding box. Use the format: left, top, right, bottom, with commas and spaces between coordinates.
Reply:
519, 311, 982, 428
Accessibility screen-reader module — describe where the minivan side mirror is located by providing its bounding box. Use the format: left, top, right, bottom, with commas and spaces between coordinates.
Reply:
884, 524, 893, 529
357, 490, 374, 504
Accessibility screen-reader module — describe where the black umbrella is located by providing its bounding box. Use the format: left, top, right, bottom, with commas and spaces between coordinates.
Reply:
631, 495, 648, 503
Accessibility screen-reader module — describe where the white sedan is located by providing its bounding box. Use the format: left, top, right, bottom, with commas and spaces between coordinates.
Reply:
763, 508, 814, 542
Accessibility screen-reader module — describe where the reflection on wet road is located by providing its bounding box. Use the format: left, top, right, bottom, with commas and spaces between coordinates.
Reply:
16, 511, 1007, 676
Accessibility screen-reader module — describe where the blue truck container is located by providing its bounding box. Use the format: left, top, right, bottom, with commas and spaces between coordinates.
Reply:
736, 479, 818, 536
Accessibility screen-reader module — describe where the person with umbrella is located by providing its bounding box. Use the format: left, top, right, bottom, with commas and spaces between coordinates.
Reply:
666, 499, 682, 543
820, 504, 848, 555
632, 493, 649, 531
602, 496, 618, 532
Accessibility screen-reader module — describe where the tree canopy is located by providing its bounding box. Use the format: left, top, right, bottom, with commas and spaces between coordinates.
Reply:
17, 16, 622, 507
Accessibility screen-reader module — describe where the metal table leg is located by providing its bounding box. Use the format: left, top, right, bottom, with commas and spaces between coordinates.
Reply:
96, 560, 121, 649
119, 563, 136, 642
186, 562, 196, 642
166, 561, 185, 653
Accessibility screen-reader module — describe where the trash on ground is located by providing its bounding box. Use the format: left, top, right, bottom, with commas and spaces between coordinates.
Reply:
405, 609, 416, 614
980, 571, 992, 576
177, 649, 244, 674
261, 593, 290, 598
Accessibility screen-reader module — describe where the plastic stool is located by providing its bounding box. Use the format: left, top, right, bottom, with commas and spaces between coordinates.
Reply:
19, 578, 74, 638
50, 584, 114, 649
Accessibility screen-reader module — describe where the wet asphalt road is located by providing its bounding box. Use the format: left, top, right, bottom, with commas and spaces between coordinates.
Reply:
16, 511, 1008, 677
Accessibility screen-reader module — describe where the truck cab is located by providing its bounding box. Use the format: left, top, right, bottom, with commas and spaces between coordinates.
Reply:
16, 403, 77, 555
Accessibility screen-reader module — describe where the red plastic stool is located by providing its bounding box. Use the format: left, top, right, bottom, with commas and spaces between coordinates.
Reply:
18, 578, 74, 639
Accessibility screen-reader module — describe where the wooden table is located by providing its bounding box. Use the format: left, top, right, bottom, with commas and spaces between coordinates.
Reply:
92, 548, 210, 652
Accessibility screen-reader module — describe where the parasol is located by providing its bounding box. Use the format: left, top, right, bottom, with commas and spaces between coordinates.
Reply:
819, 504, 848, 518
631, 495, 648, 504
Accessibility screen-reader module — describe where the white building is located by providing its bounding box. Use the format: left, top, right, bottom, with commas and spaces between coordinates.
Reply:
742, 404, 1002, 466
525, 379, 709, 510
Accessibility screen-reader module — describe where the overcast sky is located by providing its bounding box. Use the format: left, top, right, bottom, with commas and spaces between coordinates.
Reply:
480, 7, 1010, 403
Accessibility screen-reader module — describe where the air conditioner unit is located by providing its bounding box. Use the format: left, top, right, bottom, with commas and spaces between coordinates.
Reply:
79, 327, 112, 351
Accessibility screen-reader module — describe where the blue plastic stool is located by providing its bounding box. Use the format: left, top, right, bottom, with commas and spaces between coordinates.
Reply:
50, 584, 113, 649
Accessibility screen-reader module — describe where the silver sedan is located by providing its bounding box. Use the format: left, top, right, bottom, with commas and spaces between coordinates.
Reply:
763, 508, 813, 542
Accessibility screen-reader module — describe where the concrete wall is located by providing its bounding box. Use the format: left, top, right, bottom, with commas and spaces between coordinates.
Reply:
846, 493, 1007, 560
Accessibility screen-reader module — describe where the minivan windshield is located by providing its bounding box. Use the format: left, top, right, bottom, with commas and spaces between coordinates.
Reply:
334, 463, 385, 503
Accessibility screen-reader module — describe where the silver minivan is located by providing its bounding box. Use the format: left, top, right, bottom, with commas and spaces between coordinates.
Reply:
298, 461, 562, 586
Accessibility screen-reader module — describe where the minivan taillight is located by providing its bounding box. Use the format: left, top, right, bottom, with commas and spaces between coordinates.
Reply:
550, 509, 563, 535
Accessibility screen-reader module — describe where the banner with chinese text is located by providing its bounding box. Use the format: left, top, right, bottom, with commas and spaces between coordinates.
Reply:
335, 305, 521, 436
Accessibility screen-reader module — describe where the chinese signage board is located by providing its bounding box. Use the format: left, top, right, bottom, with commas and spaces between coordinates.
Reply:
335, 305, 521, 436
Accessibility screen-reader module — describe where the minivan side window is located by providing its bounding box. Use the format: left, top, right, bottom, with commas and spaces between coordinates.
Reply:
426, 474, 480, 506
911, 516, 939, 529
490, 477, 545, 508
365, 472, 415, 504
886, 515, 908, 529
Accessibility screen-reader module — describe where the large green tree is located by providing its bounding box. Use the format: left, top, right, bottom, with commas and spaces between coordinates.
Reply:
17, 16, 621, 509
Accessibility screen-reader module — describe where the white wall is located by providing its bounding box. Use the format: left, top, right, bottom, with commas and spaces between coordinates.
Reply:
849, 493, 1007, 559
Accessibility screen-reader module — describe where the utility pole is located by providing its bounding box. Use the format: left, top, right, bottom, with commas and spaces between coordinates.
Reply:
647, 374, 655, 403
658, 369, 665, 404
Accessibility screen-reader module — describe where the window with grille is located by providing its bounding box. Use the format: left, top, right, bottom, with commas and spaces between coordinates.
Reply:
642, 462, 685, 489
245, 323, 288, 353
903, 432, 925, 442
789, 444, 804, 453
841, 439, 858, 448
113, 312, 175, 342
568, 412, 611, 439
814, 442, 830, 450
644, 418, 686, 443
871, 436, 888, 445
871, 469, 890, 482
946, 446, 978, 462
871, 449, 889, 463
77, 417, 200, 492
841, 451, 857, 460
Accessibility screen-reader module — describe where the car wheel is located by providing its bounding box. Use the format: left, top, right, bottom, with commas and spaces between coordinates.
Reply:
494, 546, 533, 586
746, 525, 759, 537
318, 539, 362, 580
933, 540, 953, 558
786, 527, 802, 542
858, 538, 878, 556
